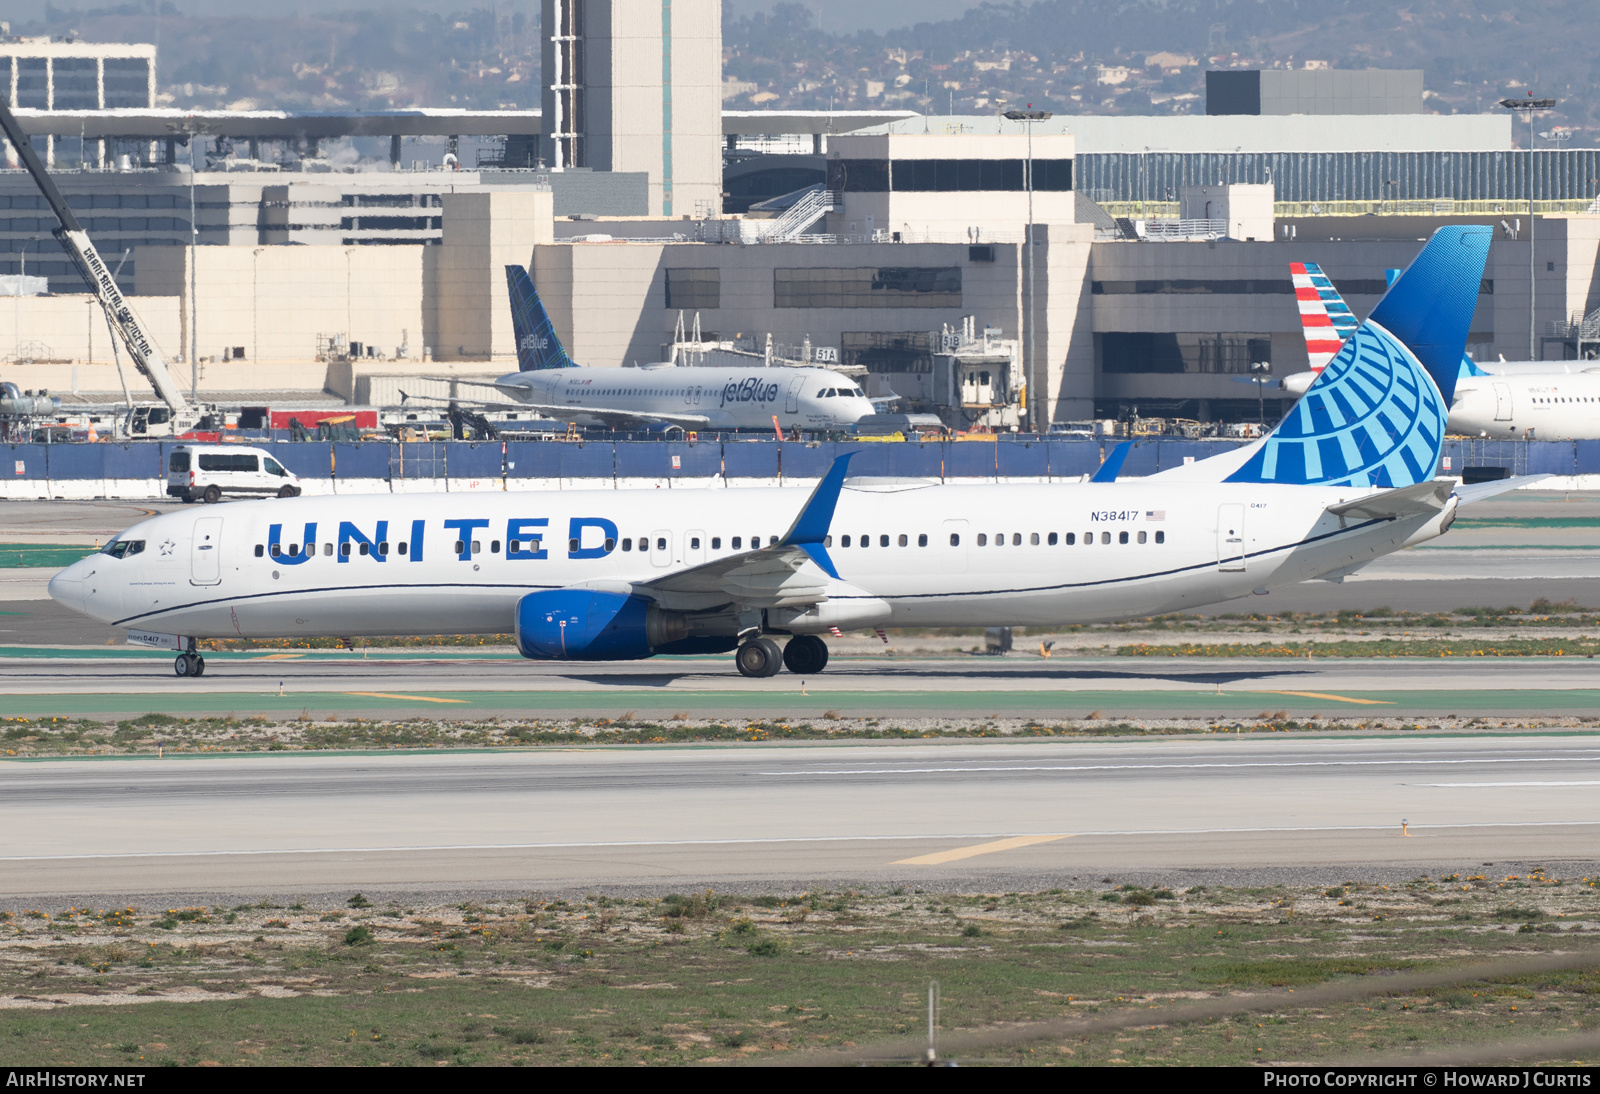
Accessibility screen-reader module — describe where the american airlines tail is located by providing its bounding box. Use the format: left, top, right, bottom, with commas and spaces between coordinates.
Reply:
1158, 225, 1492, 487
507, 264, 576, 372
1291, 261, 1359, 373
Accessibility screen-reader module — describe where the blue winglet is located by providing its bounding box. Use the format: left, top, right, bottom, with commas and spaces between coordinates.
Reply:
1090, 441, 1132, 483
1368, 226, 1492, 405
780, 453, 855, 580
506, 265, 576, 371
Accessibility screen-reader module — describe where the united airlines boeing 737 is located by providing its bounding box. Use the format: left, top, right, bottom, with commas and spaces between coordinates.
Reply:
488, 266, 876, 432
50, 227, 1527, 680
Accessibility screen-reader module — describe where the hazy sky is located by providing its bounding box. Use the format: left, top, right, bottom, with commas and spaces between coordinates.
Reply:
6, 0, 988, 35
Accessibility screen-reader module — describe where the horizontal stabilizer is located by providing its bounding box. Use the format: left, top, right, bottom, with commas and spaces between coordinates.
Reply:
1325, 480, 1453, 522
1453, 473, 1551, 505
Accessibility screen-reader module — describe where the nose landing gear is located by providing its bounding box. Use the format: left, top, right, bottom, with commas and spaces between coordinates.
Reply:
173, 652, 205, 678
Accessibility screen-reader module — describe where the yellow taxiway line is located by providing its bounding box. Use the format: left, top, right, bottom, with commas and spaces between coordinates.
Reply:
892, 833, 1070, 865
1256, 690, 1394, 706
343, 692, 470, 704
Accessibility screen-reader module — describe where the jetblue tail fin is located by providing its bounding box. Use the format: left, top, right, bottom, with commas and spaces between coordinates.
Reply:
507, 265, 576, 371
1154, 227, 1489, 490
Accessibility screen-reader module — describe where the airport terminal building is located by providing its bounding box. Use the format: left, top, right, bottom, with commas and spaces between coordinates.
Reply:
2, 22, 1600, 428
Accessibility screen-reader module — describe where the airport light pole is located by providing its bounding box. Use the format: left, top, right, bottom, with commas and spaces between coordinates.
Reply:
1501, 96, 1556, 360
1004, 108, 1051, 432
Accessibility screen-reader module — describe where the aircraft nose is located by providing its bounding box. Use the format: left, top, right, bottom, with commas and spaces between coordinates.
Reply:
47, 558, 91, 614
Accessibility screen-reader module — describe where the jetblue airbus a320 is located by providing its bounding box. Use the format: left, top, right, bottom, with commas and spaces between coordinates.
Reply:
50, 227, 1532, 679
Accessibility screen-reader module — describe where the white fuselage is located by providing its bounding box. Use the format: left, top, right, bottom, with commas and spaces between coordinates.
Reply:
49, 481, 1455, 643
1448, 373, 1600, 439
498, 365, 875, 430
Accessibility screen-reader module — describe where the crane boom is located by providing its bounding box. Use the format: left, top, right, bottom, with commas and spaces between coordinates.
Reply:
0, 96, 195, 416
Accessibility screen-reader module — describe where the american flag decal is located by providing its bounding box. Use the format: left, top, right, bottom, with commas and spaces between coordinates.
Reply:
1145, 510, 1165, 521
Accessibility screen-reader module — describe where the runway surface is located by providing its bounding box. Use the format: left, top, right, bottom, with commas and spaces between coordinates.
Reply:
1, 649, 1599, 718
4, 734, 1597, 903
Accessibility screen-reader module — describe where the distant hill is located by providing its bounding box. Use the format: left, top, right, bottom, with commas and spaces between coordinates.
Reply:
14, 0, 1597, 137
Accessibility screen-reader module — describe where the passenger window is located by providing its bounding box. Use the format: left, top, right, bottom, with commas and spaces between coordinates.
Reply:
622, 538, 632, 551
1013, 533, 1022, 546
1101, 532, 1111, 545
1084, 532, 1093, 545
1119, 531, 1129, 545
604, 538, 616, 552
732, 537, 742, 549
324, 543, 333, 556
270, 544, 281, 557
491, 540, 501, 553
712, 537, 721, 549
977, 534, 987, 546
569, 538, 579, 552
898, 534, 908, 547
769, 537, 778, 547
1137, 531, 1147, 544
398, 542, 408, 556
472, 541, 481, 554
657, 537, 667, 551
918, 534, 927, 546
341, 543, 352, 557
949, 533, 960, 546
842, 535, 852, 547
379, 542, 389, 556
255, 544, 264, 557
690, 537, 701, 549
454, 540, 466, 555
1030, 533, 1039, 545
1064, 533, 1074, 545
1048, 532, 1057, 545
360, 543, 370, 556
824, 535, 832, 547
880, 535, 890, 547
1155, 531, 1165, 544
860, 534, 870, 548
510, 540, 521, 553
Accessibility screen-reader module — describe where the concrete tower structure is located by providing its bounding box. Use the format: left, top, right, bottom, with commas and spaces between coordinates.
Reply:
541, 0, 722, 217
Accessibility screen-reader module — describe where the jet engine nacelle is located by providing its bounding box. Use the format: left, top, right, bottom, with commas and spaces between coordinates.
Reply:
514, 589, 735, 660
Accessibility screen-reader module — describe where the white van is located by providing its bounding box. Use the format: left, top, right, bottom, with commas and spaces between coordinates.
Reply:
167, 445, 302, 503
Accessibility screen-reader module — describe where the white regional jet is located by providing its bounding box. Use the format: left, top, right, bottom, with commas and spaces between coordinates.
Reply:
488, 265, 876, 432
1285, 261, 1600, 440
51, 227, 1530, 680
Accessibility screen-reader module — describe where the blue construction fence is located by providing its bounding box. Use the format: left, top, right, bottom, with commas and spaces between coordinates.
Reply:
2, 437, 1595, 485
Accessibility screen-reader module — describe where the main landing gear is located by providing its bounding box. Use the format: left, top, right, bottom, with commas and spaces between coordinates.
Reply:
173, 652, 205, 678
735, 635, 830, 678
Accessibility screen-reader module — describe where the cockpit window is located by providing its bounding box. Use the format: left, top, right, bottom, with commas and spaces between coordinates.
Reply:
100, 539, 145, 559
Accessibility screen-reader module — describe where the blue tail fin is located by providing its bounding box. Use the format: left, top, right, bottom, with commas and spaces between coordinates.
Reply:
1221, 226, 1490, 490
507, 265, 576, 371
1367, 226, 1491, 405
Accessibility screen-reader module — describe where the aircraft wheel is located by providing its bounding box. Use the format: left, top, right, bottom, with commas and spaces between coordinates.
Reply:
782, 634, 829, 675
173, 653, 193, 677
192, 656, 205, 677
202, 485, 221, 504
735, 637, 783, 678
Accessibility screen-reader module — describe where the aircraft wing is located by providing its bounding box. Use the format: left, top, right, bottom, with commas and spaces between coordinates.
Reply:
631, 453, 856, 612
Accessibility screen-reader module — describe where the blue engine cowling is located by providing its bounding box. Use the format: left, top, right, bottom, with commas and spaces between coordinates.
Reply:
514, 589, 737, 661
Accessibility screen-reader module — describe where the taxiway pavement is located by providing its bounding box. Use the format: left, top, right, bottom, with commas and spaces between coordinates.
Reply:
3, 734, 1596, 903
